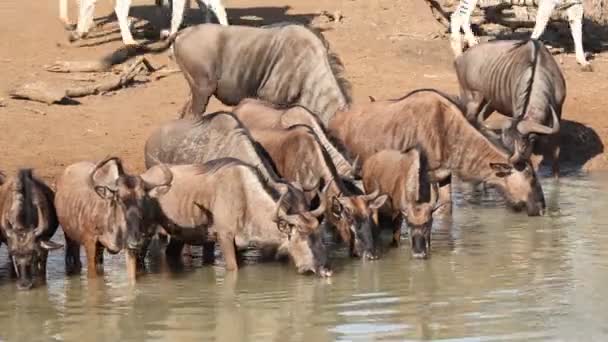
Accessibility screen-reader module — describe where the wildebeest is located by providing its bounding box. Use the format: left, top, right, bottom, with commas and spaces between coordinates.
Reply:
233, 98, 358, 178
454, 40, 564, 177
173, 22, 352, 124
59, 0, 228, 45
248, 125, 387, 260
145, 159, 332, 276
361, 148, 441, 259
144, 112, 310, 208
0, 170, 61, 290
55, 157, 173, 281
328, 89, 546, 216
144, 112, 316, 258
449, 0, 590, 70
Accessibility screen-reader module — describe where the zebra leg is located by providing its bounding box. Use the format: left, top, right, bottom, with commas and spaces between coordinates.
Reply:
566, 3, 591, 70
72, 0, 96, 40
59, 0, 75, 29
530, 0, 559, 40
203, 0, 229, 26
450, 0, 479, 56
114, 0, 138, 46
161, 0, 186, 39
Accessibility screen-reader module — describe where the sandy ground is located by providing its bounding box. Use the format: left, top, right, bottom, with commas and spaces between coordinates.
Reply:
1, 0, 607, 184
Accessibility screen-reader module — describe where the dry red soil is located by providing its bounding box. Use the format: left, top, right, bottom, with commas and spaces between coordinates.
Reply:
1, 0, 607, 183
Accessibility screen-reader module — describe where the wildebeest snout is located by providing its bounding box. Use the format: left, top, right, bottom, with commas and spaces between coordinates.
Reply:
125, 208, 144, 250
409, 228, 430, 259
13, 256, 34, 290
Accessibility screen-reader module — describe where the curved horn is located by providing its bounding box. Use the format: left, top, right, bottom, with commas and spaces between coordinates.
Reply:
516, 106, 560, 136
362, 187, 380, 202
509, 147, 523, 164
33, 204, 47, 237
309, 190, 327, 218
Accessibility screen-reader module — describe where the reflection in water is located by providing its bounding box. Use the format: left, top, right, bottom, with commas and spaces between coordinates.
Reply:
1, 173, 608, 340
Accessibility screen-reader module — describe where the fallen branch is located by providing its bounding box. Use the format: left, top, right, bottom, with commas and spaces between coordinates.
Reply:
10, 57, 154, 104
154, 68, 181, 80
46, 38, 173, 73
24, 107, 47, 115
65, 57, 152, 97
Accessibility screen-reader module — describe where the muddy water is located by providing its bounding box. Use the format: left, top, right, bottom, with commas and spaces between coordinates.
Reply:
1, 173, 608, 341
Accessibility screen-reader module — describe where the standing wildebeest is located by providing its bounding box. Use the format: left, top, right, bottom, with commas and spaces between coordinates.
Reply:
455, 40, 564, 176
55, 157, 173, 281
361, 148, 441, 259
328, 89, 546, 216
233, 98, 358, 178
145, 159, 332, 276
248, 125, 388, 260
173, 22, 352, 124
144, 112, 315, 258
0, 170, 62, 290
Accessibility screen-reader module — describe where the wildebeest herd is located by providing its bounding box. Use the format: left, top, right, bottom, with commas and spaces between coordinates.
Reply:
0, 7, 569, 289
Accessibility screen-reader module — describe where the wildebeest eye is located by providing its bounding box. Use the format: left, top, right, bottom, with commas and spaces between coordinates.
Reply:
513, 161, 526, 172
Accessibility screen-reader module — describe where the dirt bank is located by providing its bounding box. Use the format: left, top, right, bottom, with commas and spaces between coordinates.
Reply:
1, 0, 606, 184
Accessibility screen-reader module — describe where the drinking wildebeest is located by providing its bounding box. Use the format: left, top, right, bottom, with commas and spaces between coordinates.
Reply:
328, 89, 546, 216
55, 157, 173, 281
449, 0, 590, 70
233, 98, 357, 178
454, 40, 564, 177
0, 170, 62, 290
144, 159, 332, 276
144, 112, 315, 258
248, 125, 388, 260
361, 148, 441, 259
59, 0, 228, 46
172, 22, 352, 124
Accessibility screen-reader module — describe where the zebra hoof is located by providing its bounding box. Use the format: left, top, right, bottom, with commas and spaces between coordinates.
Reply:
580, 64, 593, 72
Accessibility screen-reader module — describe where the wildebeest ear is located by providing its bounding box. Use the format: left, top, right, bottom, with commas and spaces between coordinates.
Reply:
141, 165, 173, 198
369, 194, 388, 210
40, 240, 63, 250
489, 163, 513, 176
92, 157, 122, 193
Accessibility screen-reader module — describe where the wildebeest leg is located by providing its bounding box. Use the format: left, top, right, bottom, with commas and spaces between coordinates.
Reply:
566, 4, 591, 71
551, 137, 560, 178
218, 233, 238, 271
65, 235, 82, 275
125, 249, 138, 283
391, 215, 405, 247
83, 240, 101, 277
189, 80, 216, 116
165, 239, 184, 260
437, 176, 453, 216
202, 241, 216, 264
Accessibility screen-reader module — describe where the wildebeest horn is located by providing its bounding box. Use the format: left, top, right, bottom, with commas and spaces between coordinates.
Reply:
309, 190, 327, 218
363, 187, 380, 202
90, 156, 123, 190
33, 204, 46, 237
516, 106, 560, 136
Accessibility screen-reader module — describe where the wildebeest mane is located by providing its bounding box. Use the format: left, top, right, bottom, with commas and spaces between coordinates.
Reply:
403, 145, 432, 204
192, 111, 283, 182
286, 124, 353, 195
15, 169, 38, 230
261, 21, 352, 106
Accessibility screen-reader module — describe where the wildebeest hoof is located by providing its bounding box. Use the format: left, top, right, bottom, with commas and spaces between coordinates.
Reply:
160, 29, 171, 40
